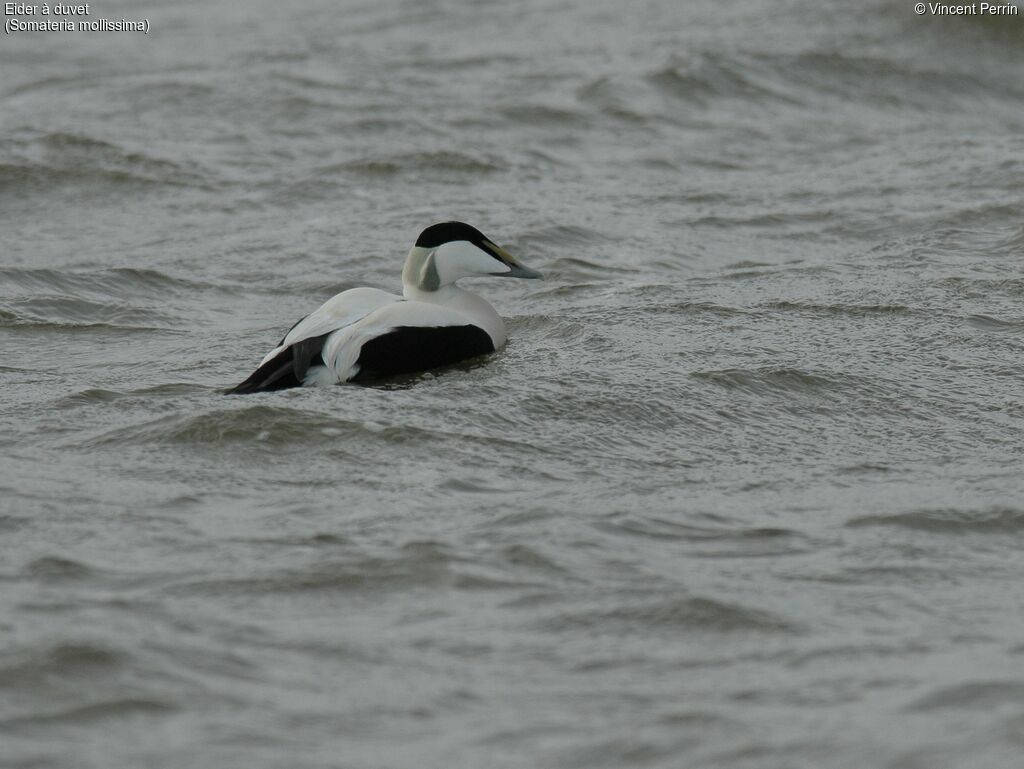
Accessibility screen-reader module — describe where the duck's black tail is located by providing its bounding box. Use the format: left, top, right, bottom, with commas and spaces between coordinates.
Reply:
225, 335, 328, 395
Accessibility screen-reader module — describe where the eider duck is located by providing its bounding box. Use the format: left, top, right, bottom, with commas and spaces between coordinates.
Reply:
227, 221, 542, 394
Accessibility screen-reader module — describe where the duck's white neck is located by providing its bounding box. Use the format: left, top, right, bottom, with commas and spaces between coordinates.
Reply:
403, 283, 507, 349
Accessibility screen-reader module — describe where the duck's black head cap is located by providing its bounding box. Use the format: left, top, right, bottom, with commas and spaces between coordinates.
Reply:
415, 221, 488, 249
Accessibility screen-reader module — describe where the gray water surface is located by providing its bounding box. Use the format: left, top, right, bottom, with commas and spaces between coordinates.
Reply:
3, 1, 1024, 767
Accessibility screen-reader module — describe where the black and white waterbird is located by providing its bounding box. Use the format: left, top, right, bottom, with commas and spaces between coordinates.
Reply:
227, 222, 542, 394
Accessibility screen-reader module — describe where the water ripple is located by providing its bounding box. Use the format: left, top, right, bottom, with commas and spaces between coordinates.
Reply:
0, 132, 209, 191
538, 595, 798, 635
847, 508, 1024, 534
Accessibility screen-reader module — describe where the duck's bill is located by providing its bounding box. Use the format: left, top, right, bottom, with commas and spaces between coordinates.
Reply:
504, 262, 543, 279
485, 241, 544, 279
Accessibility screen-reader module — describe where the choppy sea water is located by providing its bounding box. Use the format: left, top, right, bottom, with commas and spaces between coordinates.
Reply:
3, 1, 1024, 767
